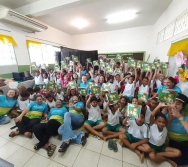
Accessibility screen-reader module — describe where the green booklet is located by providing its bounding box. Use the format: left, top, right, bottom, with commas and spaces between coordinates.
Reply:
108, 92, 119, 104
65, 57, 70, 60
128, 58, 136, 68
55, 84, 62, 90
47, 82, 54, 90
136, 61, 142, 68
158, 89, 178, 103
100, 61, 105, 67
72, 56, 78, 62
86, 58, 91, 64
41, 64, 46, 69
153, 59, 160, 64
91, 86, 101, 95
127, 103, 142, 118
160, 62, 168, 69
61, 64, 68, 69
106, 68, 113, 75
78, 87, 87, 96
102, 83, 111, 92
142, 63, 151, 72
138, 92, 149, 102
54, 66, 60, 72
151, 64, 156, 70
116, 55, 122, 62
68, 81, 77, 89
93, 61, 99, 66
31, 62, 39, 71
115, 68, 121, 74
88, 82, 94, 89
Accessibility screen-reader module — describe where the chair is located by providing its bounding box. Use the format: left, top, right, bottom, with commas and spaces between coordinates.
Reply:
23, 71, 33, 81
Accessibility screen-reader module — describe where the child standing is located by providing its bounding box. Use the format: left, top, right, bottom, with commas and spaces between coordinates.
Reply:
102, 102, 125, 140
146, 103, 181, 167
84, 95, 106, 140
119, 110, 150, 163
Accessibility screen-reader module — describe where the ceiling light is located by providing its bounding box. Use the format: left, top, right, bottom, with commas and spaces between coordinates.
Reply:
71, 18, 89, 29
106, 10, 137, 24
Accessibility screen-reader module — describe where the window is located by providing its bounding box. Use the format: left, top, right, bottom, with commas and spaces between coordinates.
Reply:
163, 21, 175, 41
174, 12, 188, 35
0, 41, 17, 66
27, 40, 60, 65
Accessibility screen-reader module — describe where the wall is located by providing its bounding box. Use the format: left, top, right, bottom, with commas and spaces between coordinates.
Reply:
71, 25, 153, 60
0, 21, 71, 77
150, 0, 188, 62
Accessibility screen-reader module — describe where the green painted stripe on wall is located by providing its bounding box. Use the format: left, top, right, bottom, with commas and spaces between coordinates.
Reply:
0, 73, 12, 78
18, 65, 30, 72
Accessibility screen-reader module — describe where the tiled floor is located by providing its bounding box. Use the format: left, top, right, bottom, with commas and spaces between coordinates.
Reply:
0, 120, 186, 167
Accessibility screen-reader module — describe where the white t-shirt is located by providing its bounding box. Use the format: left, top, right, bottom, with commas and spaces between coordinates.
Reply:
107, 108, 120, 126
49, 73, 55, 81
149, 124, 167, 146
56, 92, 64, 101
139, 84, 149, 94
87, 105, 101, 122
113, 79, 121, 88
34, 74, 44, 85
110, 82, 117, 93
122, 82, 135, 97
156, 79, 161, 89
150, 80, 154, 90
46, 100, 56, 108
127, 118, 150, 139
145, 105, 152, 124
55, 78, 61, 85
44, 78, 49, 85
17, 99, 30, 111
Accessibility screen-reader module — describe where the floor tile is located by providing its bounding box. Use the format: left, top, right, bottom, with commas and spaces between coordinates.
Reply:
53, 144, 81, 167
101, 140, 122, 161
47, 161, 66, 167
0, 123, 14, 135
84, 137, 104, 153
7, 147, 34, 167
122, 148, 147, 167
0, 136, 9, 148
10, 136, 30, 146
73, 149, 100, 167
23, 154, 51, 167
123, 162, 139, 167
146, 158, 171, 167
0, 142, 20, 160
23, 136, 39, 152
36, 145, 59, 159
98, 155, 122, 167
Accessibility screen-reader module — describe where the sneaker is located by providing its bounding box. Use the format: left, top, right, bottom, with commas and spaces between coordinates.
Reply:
81, 134, 87, 146
58, 142, 69, 152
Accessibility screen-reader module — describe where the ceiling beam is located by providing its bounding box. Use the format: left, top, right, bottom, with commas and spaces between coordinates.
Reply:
14, 0, 80, 16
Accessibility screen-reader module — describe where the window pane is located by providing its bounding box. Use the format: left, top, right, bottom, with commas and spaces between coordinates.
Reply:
0, 41, 17, 65
28, 46, 43, 66
174, 12, 188, 35
163, 21, 175, 41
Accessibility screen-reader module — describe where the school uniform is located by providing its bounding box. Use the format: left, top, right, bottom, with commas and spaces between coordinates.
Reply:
17, 99, 30, 111
145, 105, 152, 124
34, 74, 44, 85
125, 118, 150, 143
43, 78, 49, 85
139, 84, 149, 94
46, 100, 56, 108
85, 105, 103, 127
105, 108, 122, 132
122, 82, 135, 100
149, 124, 167, 153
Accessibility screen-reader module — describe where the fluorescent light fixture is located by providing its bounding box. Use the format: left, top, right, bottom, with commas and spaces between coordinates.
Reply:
107, 10, 137, 23
71, 18, 89, 29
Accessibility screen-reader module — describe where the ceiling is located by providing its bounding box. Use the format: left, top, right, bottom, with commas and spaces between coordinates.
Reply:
0, 0, 173, 35
0, 0, 39, 9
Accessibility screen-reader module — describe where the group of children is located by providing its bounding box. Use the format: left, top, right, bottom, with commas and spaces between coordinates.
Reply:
1, 59, 182, 167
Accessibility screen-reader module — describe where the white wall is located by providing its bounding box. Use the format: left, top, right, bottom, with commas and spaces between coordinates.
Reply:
150, 0, 188, 62
0, 21, 71, 67
71, 26, 153, 60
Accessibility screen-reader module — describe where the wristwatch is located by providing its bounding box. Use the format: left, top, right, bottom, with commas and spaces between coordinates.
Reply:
178, 117, 184, 121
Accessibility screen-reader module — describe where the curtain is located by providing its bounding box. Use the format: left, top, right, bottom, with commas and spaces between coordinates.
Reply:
168, 38, 188, 56
61, 47, 98, 66
0, 34, 17, 46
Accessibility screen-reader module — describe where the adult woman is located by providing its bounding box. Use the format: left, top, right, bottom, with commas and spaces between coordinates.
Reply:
32, 99, 68, 156
58, 95, 87, 152
0, 90, 17, 124
9, 95, 48, 138
98, 75, 105, 87
151, 77, 182, 99
166, 93, 188, 166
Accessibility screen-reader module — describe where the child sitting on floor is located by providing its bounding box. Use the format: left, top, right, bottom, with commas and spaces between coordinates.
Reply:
102, 102, 125, 140
119, 110, 150, 163
45, 94, 56, 110
84, 95, 106, 140
146, 103, 181, 167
